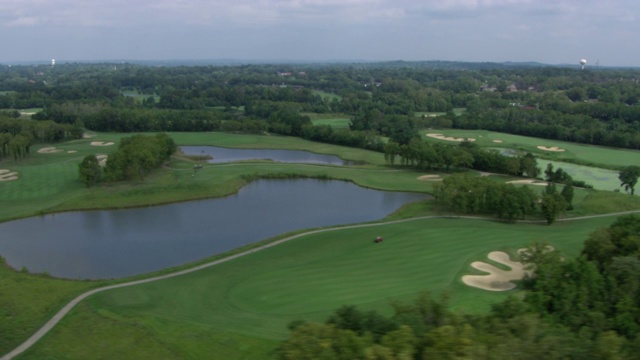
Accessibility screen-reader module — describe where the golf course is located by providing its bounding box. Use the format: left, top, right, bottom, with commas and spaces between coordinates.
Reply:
2, 130, 640, 359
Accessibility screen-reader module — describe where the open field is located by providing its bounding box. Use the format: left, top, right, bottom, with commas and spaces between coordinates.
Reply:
311, 90, 342, 101
2, 131, 640, 358
304, 112, 351, 128
421, 129, 640, 169
16, 215, 622, 359
120, 89, 159, 103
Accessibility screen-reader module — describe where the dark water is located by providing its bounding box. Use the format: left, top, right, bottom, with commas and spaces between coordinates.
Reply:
0, 179, 426, 279
180, 145, 351, 165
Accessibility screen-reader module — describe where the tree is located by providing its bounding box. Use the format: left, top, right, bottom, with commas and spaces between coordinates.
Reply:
520, 153, 539, 178
78, 154, 102, 187
383, 141, 400, 165
540, 194, 566, 225
560, 184, 574, 210
619, 166, 640, 195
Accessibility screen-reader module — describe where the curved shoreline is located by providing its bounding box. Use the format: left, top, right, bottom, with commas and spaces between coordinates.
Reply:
3, 210, 640, 359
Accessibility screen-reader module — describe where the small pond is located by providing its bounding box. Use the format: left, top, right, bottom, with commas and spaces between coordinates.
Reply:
537, 159, 623, 192
180, 145, 352, 165
0, 179, 427, 279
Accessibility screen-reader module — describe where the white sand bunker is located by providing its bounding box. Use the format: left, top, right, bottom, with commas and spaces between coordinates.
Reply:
0, 169, 19, 182
537, 146, 565, 152
96, 155, 108, 167
417, 174, 442, 181
462, 251, 531, 291
37, 147, 63, 154
91, 141, 115, 146
67, 150, 77, 154
492, 139, 503, 143
426, 133, 476, 142
507, 179, 548, 186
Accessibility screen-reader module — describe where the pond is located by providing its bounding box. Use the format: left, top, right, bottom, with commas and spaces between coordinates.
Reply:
180, 145, 352, 165
494, 147, 624, 192
0, 179, 427, 279
537, 159, 623, 192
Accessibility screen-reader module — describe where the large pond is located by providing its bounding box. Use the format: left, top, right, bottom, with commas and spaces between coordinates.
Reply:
0, 179, 426, 280
180, 145, 351, 165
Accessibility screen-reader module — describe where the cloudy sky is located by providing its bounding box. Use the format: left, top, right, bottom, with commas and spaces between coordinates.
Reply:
1, 0, 638, 66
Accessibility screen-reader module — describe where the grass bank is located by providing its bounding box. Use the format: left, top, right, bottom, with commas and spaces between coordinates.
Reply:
17, 216, 622, 359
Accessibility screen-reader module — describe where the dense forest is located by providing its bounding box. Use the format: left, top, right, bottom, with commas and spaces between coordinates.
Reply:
1, 61, 640, 151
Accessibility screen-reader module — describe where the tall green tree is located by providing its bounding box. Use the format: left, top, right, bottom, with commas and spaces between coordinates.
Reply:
619, 165, 640, 195
560, 184, 574, 210
540, 194, 566, 225
78, 154, 102, 187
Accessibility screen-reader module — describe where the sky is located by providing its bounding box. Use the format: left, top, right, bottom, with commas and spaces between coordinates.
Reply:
1, 0, 639, 66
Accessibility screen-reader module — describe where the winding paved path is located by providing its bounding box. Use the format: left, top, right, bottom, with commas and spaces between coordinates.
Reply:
3, 210, 640, 359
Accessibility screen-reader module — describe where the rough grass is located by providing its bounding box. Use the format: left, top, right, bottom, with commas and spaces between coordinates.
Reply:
18, 216, 621, 359
0, 259, 99, 356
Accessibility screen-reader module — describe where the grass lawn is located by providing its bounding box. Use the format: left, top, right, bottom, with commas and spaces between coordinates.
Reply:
304, 112, 351, 128
0, 260, 101, 356
17, 216, 621, 359
311, 90, 342, 101
3, 131, 640, 359
421, 129, 640, 169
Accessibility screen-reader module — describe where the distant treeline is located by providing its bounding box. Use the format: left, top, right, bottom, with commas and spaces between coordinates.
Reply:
3, 62, 640, 150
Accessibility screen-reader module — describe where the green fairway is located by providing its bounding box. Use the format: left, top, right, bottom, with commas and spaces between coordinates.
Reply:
19, 216, 621, 359
121, 89, 159, 103
304, 112, 351, 128
421, 129, 640, 169
311, 90, 342, 101
3, 131, 640, 359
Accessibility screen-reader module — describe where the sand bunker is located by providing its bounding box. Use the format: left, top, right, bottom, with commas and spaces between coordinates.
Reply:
37, 147, 63, 154
537, 146, 565, 152
492, 140, 503, 143
426, 133, 476, 142
67, 150, 77, 154
0, 169, 19, 182
462, 251, 530, 291
417, 174, 442, 181
91, 141, 115, 146
96, 155, 108, 167
506, 179, 548, 186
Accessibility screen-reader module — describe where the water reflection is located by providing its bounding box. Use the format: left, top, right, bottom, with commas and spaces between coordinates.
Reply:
0, 179, 426, 279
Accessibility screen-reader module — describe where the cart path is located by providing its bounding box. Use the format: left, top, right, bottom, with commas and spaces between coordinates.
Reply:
3, 209, 640, 359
